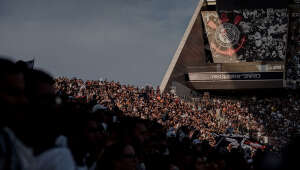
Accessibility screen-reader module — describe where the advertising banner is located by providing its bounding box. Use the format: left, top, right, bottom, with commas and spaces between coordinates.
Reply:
188, 72, 283, 81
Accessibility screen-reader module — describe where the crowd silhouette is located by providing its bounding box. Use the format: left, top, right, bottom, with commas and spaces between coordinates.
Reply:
1, 58, 299, 170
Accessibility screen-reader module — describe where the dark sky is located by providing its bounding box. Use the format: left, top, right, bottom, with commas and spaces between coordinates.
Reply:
0, 0, 199, 86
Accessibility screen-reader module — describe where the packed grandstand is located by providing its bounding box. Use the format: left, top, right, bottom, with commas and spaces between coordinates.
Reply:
1, 57, 300, 170
55, 77, 300, 151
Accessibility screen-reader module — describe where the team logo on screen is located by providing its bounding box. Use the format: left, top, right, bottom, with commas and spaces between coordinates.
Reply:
215, 23, 241, 48
205, 13, 246, 57
202, 9, 288, 63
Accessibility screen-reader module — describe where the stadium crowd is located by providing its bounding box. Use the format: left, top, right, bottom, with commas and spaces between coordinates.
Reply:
1, 58, 300, 170
55, 77, 300, 150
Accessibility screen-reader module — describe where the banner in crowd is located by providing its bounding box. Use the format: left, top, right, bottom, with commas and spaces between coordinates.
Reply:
201, 9, 289, 63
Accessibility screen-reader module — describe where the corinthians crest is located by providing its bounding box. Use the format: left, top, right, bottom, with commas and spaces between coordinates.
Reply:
202, 9, 288, 63
215, 23, 241, 48
202, 11, 247, 63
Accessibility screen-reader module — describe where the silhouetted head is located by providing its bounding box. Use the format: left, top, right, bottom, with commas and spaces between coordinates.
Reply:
0, 58, 28, 128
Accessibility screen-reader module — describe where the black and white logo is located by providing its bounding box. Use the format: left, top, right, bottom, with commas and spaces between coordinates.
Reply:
215, 23, 241, 48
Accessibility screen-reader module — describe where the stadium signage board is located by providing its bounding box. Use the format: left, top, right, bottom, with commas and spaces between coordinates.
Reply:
188, 72, 283, 81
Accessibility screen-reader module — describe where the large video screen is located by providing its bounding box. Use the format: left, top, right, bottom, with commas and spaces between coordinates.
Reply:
201, 9, 289, 63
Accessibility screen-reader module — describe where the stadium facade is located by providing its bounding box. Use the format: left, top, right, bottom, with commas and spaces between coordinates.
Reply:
160, 0, 300, 96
